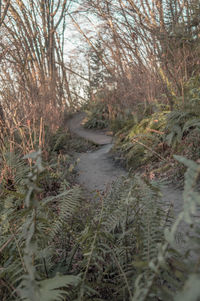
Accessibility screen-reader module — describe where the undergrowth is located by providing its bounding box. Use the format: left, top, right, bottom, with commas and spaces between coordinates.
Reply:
83, 102, 109, 129
1, 81, 200, 300
0, 116, 88, 300
85, 79, 200, 180
1, 149, 200, 300
112, 82, 200, 179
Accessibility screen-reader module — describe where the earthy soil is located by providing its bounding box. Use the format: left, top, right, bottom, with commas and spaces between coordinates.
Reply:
68, 112, 126, 193
68, 113, 183, 209
69, 113, 182, 191
68, 112, 112, 145
68, 113, 195, 257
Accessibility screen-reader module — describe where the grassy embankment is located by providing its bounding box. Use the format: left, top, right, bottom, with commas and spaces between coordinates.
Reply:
84, 78, 200, 183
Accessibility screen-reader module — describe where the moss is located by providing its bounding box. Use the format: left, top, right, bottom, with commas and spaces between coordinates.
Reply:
113, 112, 169, 171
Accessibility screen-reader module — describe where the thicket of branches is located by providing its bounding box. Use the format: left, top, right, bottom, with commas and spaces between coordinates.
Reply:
70, 0, 200, 115
1, 1, 200, 300
0, 0, 81, 138
1, 0, 200, 130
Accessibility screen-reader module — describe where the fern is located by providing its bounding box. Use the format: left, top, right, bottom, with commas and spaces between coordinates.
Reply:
44, 186, 83, 239
76, 175, 172, 300
165, 110, 200, 147
17, 151, 81, 301
1, 137, 200, 300
84, 102, 109, 129
49, 128, 70, 153
19, 274, 80, 301
1, 151, 29, 189
113, 112, 169, 169
0, 150, 83, 300
132, 156, 200, 301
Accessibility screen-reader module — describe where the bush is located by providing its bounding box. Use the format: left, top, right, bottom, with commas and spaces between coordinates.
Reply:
49, 127, 70, 153
83, 101, 109, 129
113, 91, 200, 178
113, 112, 169, 170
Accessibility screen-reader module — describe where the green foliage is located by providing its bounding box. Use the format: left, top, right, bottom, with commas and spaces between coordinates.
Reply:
165, 110, 200, 147
163, 81, 200, 165
181, 76, 200, 114
110, 117, 136, 134
76, 176, 173, 300
1, 103, 200, 300
0, 150, 82, 301
84, 102, 109, 129
1, 147, 200, 300
87, 40, 112, 95
113, 84, 200, 176
166, 77, 200, 149
132, 156, 200, 301
49, 127, 70, 153
0, 151, 29, 191
113, 112, 169, 169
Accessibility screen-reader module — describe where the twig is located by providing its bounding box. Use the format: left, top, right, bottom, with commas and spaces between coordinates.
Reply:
0, 235, 14, 253
131, 137, 168, 162
146, 128, 164, 135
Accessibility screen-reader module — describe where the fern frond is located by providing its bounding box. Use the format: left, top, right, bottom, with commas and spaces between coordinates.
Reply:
43, 186, 82, 239
1, 151, 29, 187
19, 274, 80, 301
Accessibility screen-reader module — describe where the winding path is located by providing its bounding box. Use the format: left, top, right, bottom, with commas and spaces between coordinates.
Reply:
68, 112, 126, 193
68, 112, 112, 145
69, 113, 183, 211
69, 114, 196, 257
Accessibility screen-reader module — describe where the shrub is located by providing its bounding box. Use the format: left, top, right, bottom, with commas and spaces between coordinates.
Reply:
83, 102, 109, 129
113, 112, 169, 170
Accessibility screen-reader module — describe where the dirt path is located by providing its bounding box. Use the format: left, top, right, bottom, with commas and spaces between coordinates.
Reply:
69, 113, 183, 210
68, 112, 112, 145
68, 113, 193, 255
69, 113, 126, 193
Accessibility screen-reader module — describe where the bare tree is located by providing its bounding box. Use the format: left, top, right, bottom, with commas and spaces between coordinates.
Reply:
0, 0, 75, 129
0, 0, 10, 134
70, 0, 200, 111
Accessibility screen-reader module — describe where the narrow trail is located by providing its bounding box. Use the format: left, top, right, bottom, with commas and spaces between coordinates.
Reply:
69, 113, 183, 212
68, 112, 126, 193
68, 113, 194, 256
68, 112, 112, 145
